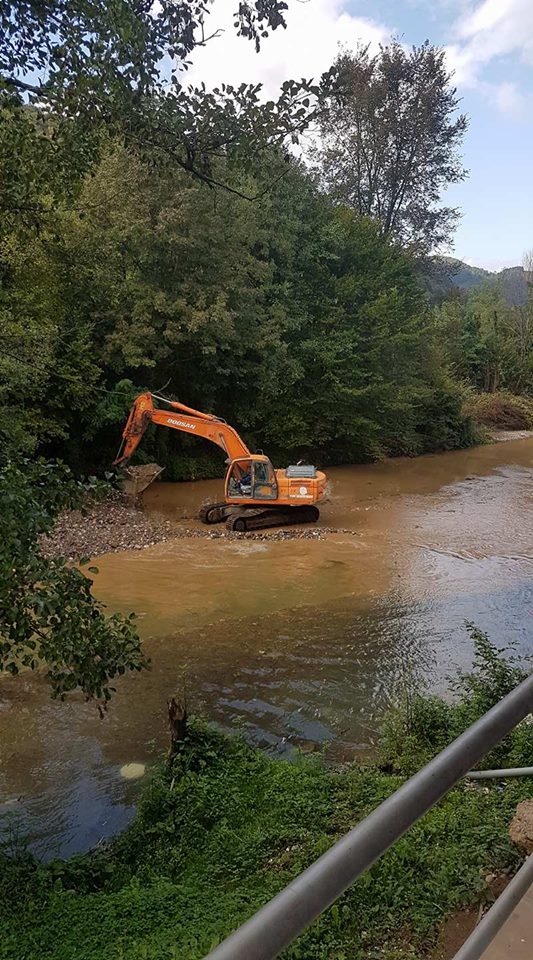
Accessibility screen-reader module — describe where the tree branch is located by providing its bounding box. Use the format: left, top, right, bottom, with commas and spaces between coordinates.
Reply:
1, 75, 52, 96
132, 130, 291, 201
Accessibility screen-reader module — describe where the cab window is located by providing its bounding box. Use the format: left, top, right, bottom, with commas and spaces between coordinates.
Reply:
253, 460, 277, 500
227, 460, 252, 498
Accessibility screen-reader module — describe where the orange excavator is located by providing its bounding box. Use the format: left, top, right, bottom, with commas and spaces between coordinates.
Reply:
114, 392, 327, 531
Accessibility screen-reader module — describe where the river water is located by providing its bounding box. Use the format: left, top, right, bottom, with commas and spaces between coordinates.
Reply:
1, 438, 532, 859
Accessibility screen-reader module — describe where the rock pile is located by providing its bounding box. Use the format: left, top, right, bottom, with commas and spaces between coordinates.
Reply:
40, 492, 175, 561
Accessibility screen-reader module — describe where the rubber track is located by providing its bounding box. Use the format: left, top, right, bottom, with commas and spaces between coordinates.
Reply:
225, 505, 319, 532
199, 501, 232, 524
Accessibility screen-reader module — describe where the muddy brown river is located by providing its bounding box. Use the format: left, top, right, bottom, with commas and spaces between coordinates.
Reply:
1, 438, 532, 859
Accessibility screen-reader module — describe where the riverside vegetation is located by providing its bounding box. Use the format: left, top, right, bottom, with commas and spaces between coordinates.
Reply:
1, 631, 532, 960
2, 38, 532, 482
3, 27, 526, 482
1, 6, 533, 954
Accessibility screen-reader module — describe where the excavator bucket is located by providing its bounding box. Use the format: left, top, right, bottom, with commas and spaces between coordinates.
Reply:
117, 463, 165, 498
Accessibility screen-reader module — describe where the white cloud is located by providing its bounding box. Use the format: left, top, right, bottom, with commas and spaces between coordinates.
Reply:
178, 0, 533, 122
183, 0, 532, 121
491, 80, 528, 117
446, 0, 533, 114
186, 0, 392, 97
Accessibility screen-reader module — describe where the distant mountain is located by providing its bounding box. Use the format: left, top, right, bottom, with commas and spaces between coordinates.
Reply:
444, 258, 492, 291
497, 266, 529, 307
424, 258, 529, 306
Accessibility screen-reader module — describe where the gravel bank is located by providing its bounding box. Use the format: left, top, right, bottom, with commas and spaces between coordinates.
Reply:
40, 492, 176, 561
180, 525, 356, 542
40, 492, 354, 560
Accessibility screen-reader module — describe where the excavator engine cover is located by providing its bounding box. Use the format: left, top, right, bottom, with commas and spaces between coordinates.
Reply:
285, 465, 317, 479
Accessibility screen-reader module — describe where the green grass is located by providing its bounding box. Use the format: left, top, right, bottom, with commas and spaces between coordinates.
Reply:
2, 629, 533, 960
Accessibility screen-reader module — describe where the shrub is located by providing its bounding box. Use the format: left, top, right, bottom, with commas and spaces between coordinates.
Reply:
463, 390, 533, 430
380, 625, 533, 775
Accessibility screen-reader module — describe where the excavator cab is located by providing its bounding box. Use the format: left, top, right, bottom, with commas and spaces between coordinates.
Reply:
225, 456, 278, 501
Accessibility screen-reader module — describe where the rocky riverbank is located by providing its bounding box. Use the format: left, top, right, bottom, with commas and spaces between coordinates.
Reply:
40, 492, 353, 560
40, 492, 176, 561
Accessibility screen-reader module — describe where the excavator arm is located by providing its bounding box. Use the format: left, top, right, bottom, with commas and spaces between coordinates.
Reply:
114, 392, 251, 466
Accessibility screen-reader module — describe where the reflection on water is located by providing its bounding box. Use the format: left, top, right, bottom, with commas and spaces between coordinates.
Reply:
1, 438, 532, 858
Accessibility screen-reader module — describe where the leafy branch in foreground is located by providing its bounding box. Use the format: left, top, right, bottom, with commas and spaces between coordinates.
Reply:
0, 460, 147, 704
0, 0, 289, 100
0, 0, 326, 217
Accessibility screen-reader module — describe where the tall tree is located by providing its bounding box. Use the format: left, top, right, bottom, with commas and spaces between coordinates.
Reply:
314, 42, 468, 255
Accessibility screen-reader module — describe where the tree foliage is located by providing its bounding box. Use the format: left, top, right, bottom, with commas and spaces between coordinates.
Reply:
1, 0, 289, 96
0, 142, 476, 474
435, 281, 533, 396
0, 460, 146, 702
314, 42, 468, 255
0, 0, 326, 221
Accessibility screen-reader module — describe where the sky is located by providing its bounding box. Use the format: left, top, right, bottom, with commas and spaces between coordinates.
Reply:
187, 0, 533, 271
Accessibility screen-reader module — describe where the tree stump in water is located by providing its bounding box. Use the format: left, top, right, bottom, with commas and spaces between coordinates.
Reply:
167, 696, 187, 757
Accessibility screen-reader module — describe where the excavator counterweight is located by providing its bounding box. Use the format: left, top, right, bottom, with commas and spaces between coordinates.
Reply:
114, 393, 327, 531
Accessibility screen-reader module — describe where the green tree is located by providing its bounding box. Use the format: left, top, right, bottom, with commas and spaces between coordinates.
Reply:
0, 143, 304, 469
499, 254, 533, 392
276, 202, 472, 459
435, 283, 533, 396
1, 142, 475, 471
0, 460, 146, 703
0, 0, 325, 226
314, 42, 468, 255
433, 295, 487, 387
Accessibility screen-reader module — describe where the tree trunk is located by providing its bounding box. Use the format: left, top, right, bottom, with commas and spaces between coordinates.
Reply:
167, 696, 187, 757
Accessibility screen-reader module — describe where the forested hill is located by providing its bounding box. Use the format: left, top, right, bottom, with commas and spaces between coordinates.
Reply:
430, 258, 528, 305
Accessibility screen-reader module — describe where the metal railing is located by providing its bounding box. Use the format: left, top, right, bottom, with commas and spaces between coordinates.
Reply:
205, 671, 533, 960
453, 852, 533, 960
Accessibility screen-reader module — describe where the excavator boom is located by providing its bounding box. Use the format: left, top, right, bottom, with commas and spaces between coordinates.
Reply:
114, 392, 251, 466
